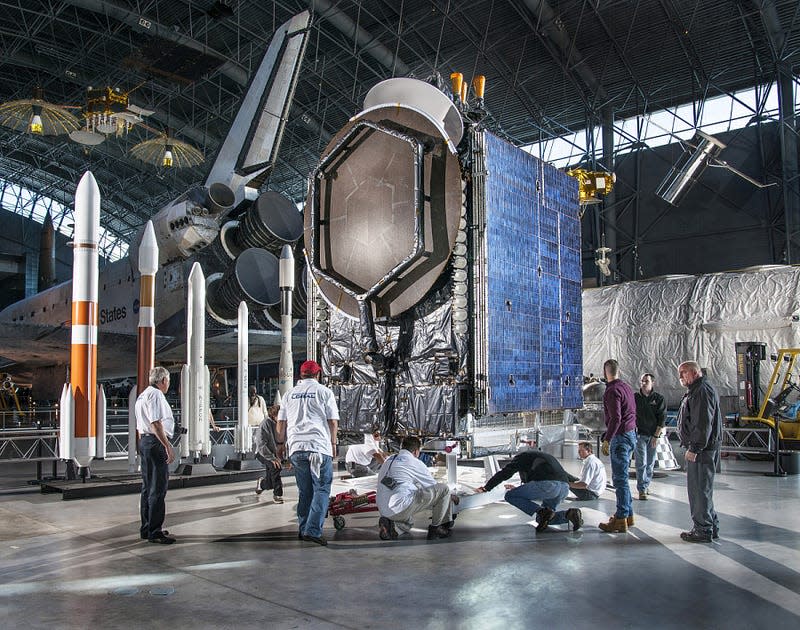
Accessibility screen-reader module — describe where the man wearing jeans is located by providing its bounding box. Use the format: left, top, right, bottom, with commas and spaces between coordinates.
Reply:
677, 361, 722, 543
476, 450, 583, 532
634, 373, 666, 500
598, 359, 638, 533
276, 360, 339, 546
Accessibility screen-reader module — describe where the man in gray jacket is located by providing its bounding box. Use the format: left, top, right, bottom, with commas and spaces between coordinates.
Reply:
677, 361, 722, 543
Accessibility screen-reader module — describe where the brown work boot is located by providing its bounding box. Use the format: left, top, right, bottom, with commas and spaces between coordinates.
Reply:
535, 507, 555, 532
598, 515, 629, 533
627, 514, 635, 527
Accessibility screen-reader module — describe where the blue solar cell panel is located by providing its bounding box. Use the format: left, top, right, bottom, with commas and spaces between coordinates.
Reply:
483, 132, 582, 412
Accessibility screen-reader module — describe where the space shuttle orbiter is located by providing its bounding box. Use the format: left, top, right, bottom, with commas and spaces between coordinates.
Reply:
0, 11, 311, 399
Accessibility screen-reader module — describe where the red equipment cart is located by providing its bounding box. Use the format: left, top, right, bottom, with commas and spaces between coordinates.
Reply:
327, 489, 378, 530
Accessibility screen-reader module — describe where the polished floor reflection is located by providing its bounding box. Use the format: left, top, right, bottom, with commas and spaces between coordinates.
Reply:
1, 456, 798, 629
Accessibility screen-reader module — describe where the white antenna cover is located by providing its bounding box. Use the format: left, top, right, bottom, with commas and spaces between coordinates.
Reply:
361, 78, 463, 148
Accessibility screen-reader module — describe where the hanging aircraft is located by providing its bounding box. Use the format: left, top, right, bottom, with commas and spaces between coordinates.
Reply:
0, 11, 311, 400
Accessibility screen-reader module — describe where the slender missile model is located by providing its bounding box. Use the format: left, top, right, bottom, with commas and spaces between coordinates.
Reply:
38, 211, 56, 292
235, 301, 249, 454
129, 221, 159, 472
180, 262, 211, 459
278, 244, 295, 397
59, 171, 100, 475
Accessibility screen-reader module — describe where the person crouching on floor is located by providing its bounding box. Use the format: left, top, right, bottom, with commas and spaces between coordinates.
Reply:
345, 430, 388, 477
254, 403, 284, 503
376, 436, 458, 541
476, 449, 583, 532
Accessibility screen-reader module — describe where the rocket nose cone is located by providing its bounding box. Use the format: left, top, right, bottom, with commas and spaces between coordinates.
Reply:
189, 261, 206, 284
139, 220, 159, 274
280, 244, 294, 260
74, 171, 101, 241
78, 170, 99, 189
279, 244, 295, 289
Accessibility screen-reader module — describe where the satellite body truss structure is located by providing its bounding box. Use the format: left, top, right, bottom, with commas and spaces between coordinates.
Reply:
305, 78, 583, 437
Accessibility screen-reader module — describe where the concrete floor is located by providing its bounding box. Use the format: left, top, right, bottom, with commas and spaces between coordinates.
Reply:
0, 455, 798, 630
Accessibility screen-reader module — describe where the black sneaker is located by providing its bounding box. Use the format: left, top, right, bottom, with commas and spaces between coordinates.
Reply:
680, 529, 712, 543
712, 528, 720, 540
535, 507, 555, 532
427, 525, 452, 540
141, 529, 170, 540
148, 533, 176, 544
273, 494, 284, 504
302, 534, 328, 546
379, 516, 398, 540
566, 508, 583, 531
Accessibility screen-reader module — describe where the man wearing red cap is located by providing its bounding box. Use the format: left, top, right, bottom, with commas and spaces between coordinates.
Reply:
275, 360, 340, 546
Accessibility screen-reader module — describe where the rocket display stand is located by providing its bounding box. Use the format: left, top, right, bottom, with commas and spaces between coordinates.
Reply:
174, 461, 218, 476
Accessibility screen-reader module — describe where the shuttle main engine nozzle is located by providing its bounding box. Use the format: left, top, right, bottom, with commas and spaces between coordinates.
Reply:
207, 248, 281, 324
217, 191, 303, 261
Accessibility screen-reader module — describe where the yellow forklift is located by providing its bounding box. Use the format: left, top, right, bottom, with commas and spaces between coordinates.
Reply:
740, 349, 800, 445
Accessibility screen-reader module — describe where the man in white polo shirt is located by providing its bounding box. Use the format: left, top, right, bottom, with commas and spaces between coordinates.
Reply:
135, 366, 175, 544
376, 436, 455, 541
568, 441, 607, 501
276, 360, 339, 546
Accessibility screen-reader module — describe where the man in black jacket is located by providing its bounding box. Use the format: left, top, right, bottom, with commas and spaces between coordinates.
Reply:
634, 373, 667, 500
677, 361, 722, 543
476, 450, 583, 532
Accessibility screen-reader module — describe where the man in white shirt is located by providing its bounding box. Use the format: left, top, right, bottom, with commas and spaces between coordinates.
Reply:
376, 436, 455, 541
276, 360, 339, 546
345, 431, 387, 477
135, 366, 176, 544
568, 442, 607, 501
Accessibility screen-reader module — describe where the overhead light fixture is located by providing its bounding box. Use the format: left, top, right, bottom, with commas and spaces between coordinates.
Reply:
655, 131, 726, 206
162, 145, 174, 168
29, 111, 43, 134
131, 134, 203, 169
0, 87, 81, 136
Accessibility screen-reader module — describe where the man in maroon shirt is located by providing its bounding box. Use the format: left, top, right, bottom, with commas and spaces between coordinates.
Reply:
598, 359, 638, 533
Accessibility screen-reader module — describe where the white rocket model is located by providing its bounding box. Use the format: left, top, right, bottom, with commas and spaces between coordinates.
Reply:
59, 171, 103, 473
129, 221, 159, 472
180, 262, 211, 459
235, 301, 250, 454
278, 244, 295, 397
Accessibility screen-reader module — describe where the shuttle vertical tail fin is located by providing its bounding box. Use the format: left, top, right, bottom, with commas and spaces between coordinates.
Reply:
204, 11, 311, 206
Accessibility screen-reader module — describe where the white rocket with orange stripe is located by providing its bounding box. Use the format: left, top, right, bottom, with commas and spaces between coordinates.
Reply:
60, 171, 101, 468
129, 220, 159, 471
